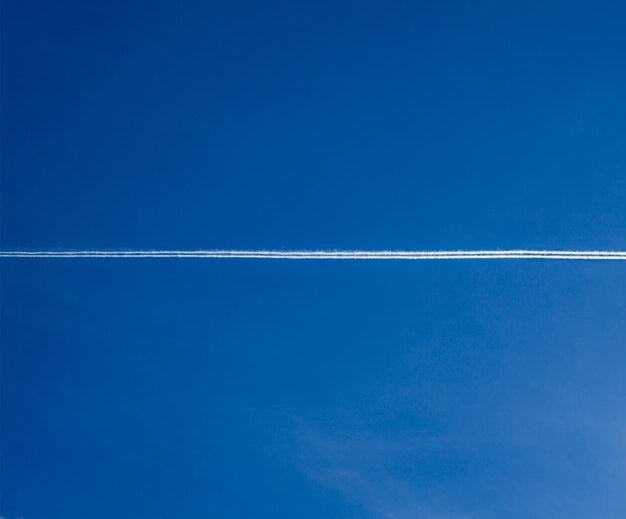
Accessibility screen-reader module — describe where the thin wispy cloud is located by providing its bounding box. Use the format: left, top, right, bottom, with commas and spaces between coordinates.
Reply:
294, 427, 479, 519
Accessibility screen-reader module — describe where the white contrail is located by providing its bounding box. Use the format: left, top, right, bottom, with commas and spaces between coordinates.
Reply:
1, 249, 626, 260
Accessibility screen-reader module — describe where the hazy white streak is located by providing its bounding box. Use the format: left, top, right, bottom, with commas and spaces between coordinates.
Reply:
2, 250, 626, 260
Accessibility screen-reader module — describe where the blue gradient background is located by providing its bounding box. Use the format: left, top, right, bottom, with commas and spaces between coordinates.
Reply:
2, 2, 626, 518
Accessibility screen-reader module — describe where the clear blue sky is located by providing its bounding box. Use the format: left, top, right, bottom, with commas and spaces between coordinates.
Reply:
2, 1, 626, 518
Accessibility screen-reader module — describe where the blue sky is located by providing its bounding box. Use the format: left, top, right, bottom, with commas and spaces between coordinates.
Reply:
2, 1, 626, 518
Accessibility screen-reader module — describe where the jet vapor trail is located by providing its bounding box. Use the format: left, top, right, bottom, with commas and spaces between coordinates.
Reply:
1, 250, 626, 260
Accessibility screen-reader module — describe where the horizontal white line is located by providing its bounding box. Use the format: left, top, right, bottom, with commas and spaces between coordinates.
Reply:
1, 250, 626, 260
